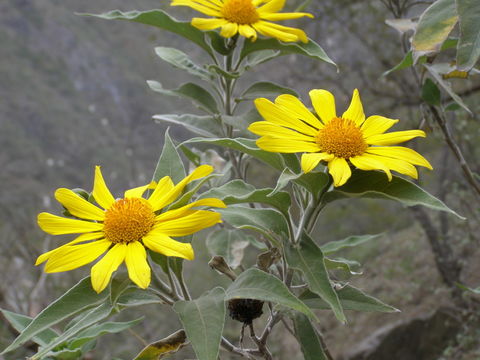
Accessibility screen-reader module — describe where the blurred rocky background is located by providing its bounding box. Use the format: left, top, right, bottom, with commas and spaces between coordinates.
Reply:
0, 0, 479, 359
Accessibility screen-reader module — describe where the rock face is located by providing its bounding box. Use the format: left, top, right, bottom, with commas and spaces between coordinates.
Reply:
344, 307, 462, 360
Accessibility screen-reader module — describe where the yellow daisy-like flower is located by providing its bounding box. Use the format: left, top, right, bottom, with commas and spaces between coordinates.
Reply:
36, 165, 226, 293
249, 89, 433, 187
171, 0, 314, 42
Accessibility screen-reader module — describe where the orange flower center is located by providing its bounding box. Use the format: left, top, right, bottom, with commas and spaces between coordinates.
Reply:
316, 117, 368, 159
103, 198, 155, 244
221, 0, 259, 25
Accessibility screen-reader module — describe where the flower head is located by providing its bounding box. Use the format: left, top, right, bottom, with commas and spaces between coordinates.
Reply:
249, 89, 433, 187
36, 165, 226, 293
171, 0, 314, 42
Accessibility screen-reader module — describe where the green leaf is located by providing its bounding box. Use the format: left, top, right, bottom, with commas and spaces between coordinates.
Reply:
222, 109, 262, 136
218, 206, 289, 243
183, 137, 293, 171
155, 47, 214, 82
152, 129, 186, 184
0, 310, 57, 347
69, 317, 144, 349
32, 303, 113, 360
300, 284, 399, 313
456, 0, 480, 71
239, 81, 298, 101
200, 179, 291, 215
173, 288, 226, 360
323, 170, 464, 219
153, 114, 222, 138
412, 0, 458, 59
240, 38, 336, 68
285, 233, 345, 323
421, 78, 442, 106
292, 313, 328, 360
149, 250, 185, 282
147, 81, 219, 114
206, 228, 251, 269
243, 50, 281, 69
424, 64, 472, 114
456, 283, 480, 294
207, 64, 241, 79
1, 277, 109, 354
272, 169, 330, 200
383, 38, 458, 77
206, 32, 229, 55
321, 234, 383, 254
134, 329, 188, 360
81, 10, 214, 57
225, 268, 316, 319
116, 287, 165, 307
324, 257, 361, 276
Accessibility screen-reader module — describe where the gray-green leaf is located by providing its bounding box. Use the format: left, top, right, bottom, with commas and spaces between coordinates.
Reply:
323, 170, 464, 219
292, 313, 328, 360
285, 233, 345, 323
300, 284, 399, 313
225, 268, 316, 319
155, 47, 214, 82
147, 81, 219, 114
455, 0, 480, 71
173, 287, 226, 360
2, 277, 109, 354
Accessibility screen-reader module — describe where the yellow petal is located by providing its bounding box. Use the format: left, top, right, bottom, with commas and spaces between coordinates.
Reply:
170, 0, 222, 16
91, 244, 127, 293
155, 198, 226, 223
238, 25, 257, 40
125, 241, 151, 289
55, 188, 105, 221
253, 21, 307, 43
148, 166, 213, 211
221, 22, 239, 38
254, 98, 318, 136
36, 232, 104, 265
93, 166, 115, 210
152, 210, 221, 236
366, 130, 426, 146
249, 122, 317, 141
350, 154, 392, 181
44, 239, 111, 273
260, 12, 314, 20
342, 89, 365, 126
309, 89, 336, 125
328, 157, 352, 187
147, 176, 175, 210
143, 233, 194, 260
274, 94, 323, 130
361, 115, 399, 138
191, 17, 228, 30
124, 181, 156, 199
363, 153, 419, 179
301, 153, 334, 173
257, 0, 286, 13
257, 136, 319, 153
38, 212, 103, 235
366, 146, 433, 169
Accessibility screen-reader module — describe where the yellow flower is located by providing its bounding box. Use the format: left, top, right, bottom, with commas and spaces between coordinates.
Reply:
249, 89, 433, 187
171, 0, 314, 42
36, 165, 226, 293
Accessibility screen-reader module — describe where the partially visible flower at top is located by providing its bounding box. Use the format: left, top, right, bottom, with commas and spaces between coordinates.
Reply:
249, 89, 433, 187
36, 165, 226, 293
171, 0, 314, 43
